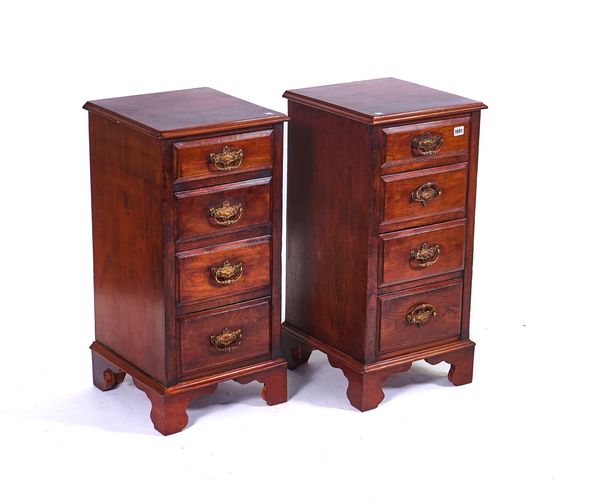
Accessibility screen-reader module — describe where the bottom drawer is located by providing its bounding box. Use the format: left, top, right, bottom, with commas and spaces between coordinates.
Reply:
178, 298, 271, 377
378, 279, 462, 355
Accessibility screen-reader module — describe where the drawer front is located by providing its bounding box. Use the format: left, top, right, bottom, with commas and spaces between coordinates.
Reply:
173, 129, 273, 183
382, 163, 467, 229
176, 177, 271, 242
382, 116, 470, 174
379, 280, 462, 354
176, 236, 271, 306
179, 298, 271, 376
380, 220, 466, 286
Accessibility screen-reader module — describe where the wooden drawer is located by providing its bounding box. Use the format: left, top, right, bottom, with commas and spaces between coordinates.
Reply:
382, 116, 470, 174
382, 163, 467, 229
173, 129, 273, 183
378, 279, 463, 355
176, 236, 271, 306
179, 298, 271, 377
175, 177, 271, 243
380, 219, 466, 287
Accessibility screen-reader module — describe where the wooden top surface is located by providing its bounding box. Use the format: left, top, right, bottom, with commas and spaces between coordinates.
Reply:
283, 78, 486, 124
84, 87, 287, 139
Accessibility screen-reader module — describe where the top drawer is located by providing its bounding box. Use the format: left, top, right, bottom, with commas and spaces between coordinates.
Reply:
382, 117, 470, 174
173, 129, 273, 183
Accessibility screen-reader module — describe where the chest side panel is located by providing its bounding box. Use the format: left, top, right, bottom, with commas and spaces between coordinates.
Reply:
89, 114, 167, 383
285, 102, 372, 360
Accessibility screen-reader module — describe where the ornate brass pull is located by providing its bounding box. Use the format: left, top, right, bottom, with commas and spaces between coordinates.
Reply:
209, 200, 243, 226
406, 304, 437, 327
209, 145, 244, 171
412, 132, 444, 156
411, 181, 442, 207
211, 260, 243, 285
410, 243, 441, 268
210, 328, 243, 352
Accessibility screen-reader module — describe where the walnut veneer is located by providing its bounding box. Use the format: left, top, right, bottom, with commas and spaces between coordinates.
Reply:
85, 88, 287, 434
281, 78, 486, 410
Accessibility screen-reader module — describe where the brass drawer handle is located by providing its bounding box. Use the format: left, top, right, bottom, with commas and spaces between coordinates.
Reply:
209, 200, 243, 226
410, 243, 441, 268
209, 145, 244, 171
211, 260, 243, 285
411, 181, 442, 207
412, 132, 444, 156
406, 304, 437, 327
210, 328, 243, 352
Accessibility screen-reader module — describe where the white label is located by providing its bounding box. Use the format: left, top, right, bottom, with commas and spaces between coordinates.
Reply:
454, 126, 465, 136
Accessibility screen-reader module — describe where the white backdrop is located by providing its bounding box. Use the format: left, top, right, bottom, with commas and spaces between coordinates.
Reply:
1, 1, 598, 502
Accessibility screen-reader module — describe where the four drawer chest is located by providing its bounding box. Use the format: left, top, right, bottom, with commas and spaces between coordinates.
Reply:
281, 78, 486, 410
85, 88, 288, 434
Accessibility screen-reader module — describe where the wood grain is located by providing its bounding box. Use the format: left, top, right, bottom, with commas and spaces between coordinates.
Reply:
378, 279, 463, 355
84, 87, 286, 139
176, 236, 271, 306
284, 77, 486, 125
175, 177, 271, 242
380, 219, 466, 286
284, 101, 373, 361
178, 298, 271, 377
461, 111, 482, 340
89, 114, 167, 383
382, 163, 468, 229
382, 116, 470, 173
282, 78, 484, 410
269, 123, 284, 359
173, 129, 273, 183
86, 87, 287, 433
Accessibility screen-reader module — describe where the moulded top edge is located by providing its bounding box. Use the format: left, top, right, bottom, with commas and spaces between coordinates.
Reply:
283, 77, 487, 125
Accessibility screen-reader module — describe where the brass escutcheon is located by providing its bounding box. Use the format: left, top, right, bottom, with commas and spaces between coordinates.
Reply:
209, 145, 244, 171
411, 181, 442, 207
210, 328, 243, 352
406, 303, 437, 327
410, 243, 441, 268
412, 132, 444, 156
211, 260, 243, 285
209, 200, 243, 226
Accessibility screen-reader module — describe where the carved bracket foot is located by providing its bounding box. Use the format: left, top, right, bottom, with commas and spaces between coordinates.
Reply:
90, 342, 288, 435
91, 350, 126, 391
281, 329, 313, 370
425, 344, 475, 386
132, 379, 217, 436
234, 360, 288, 406
328, 356, 411, 412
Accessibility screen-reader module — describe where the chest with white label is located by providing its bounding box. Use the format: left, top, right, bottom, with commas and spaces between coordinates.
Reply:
281, 78, 487, 411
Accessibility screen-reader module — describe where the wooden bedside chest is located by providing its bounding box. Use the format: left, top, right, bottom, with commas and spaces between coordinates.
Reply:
281, 78, 486, 411
84, 88, 288, 435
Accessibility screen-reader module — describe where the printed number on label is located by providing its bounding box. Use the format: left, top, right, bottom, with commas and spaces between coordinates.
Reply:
454, 126, 464, 136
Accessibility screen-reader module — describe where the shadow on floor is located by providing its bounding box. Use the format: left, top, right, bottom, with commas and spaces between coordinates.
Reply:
284, 351, 454, 411
32, 353, 455, 434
